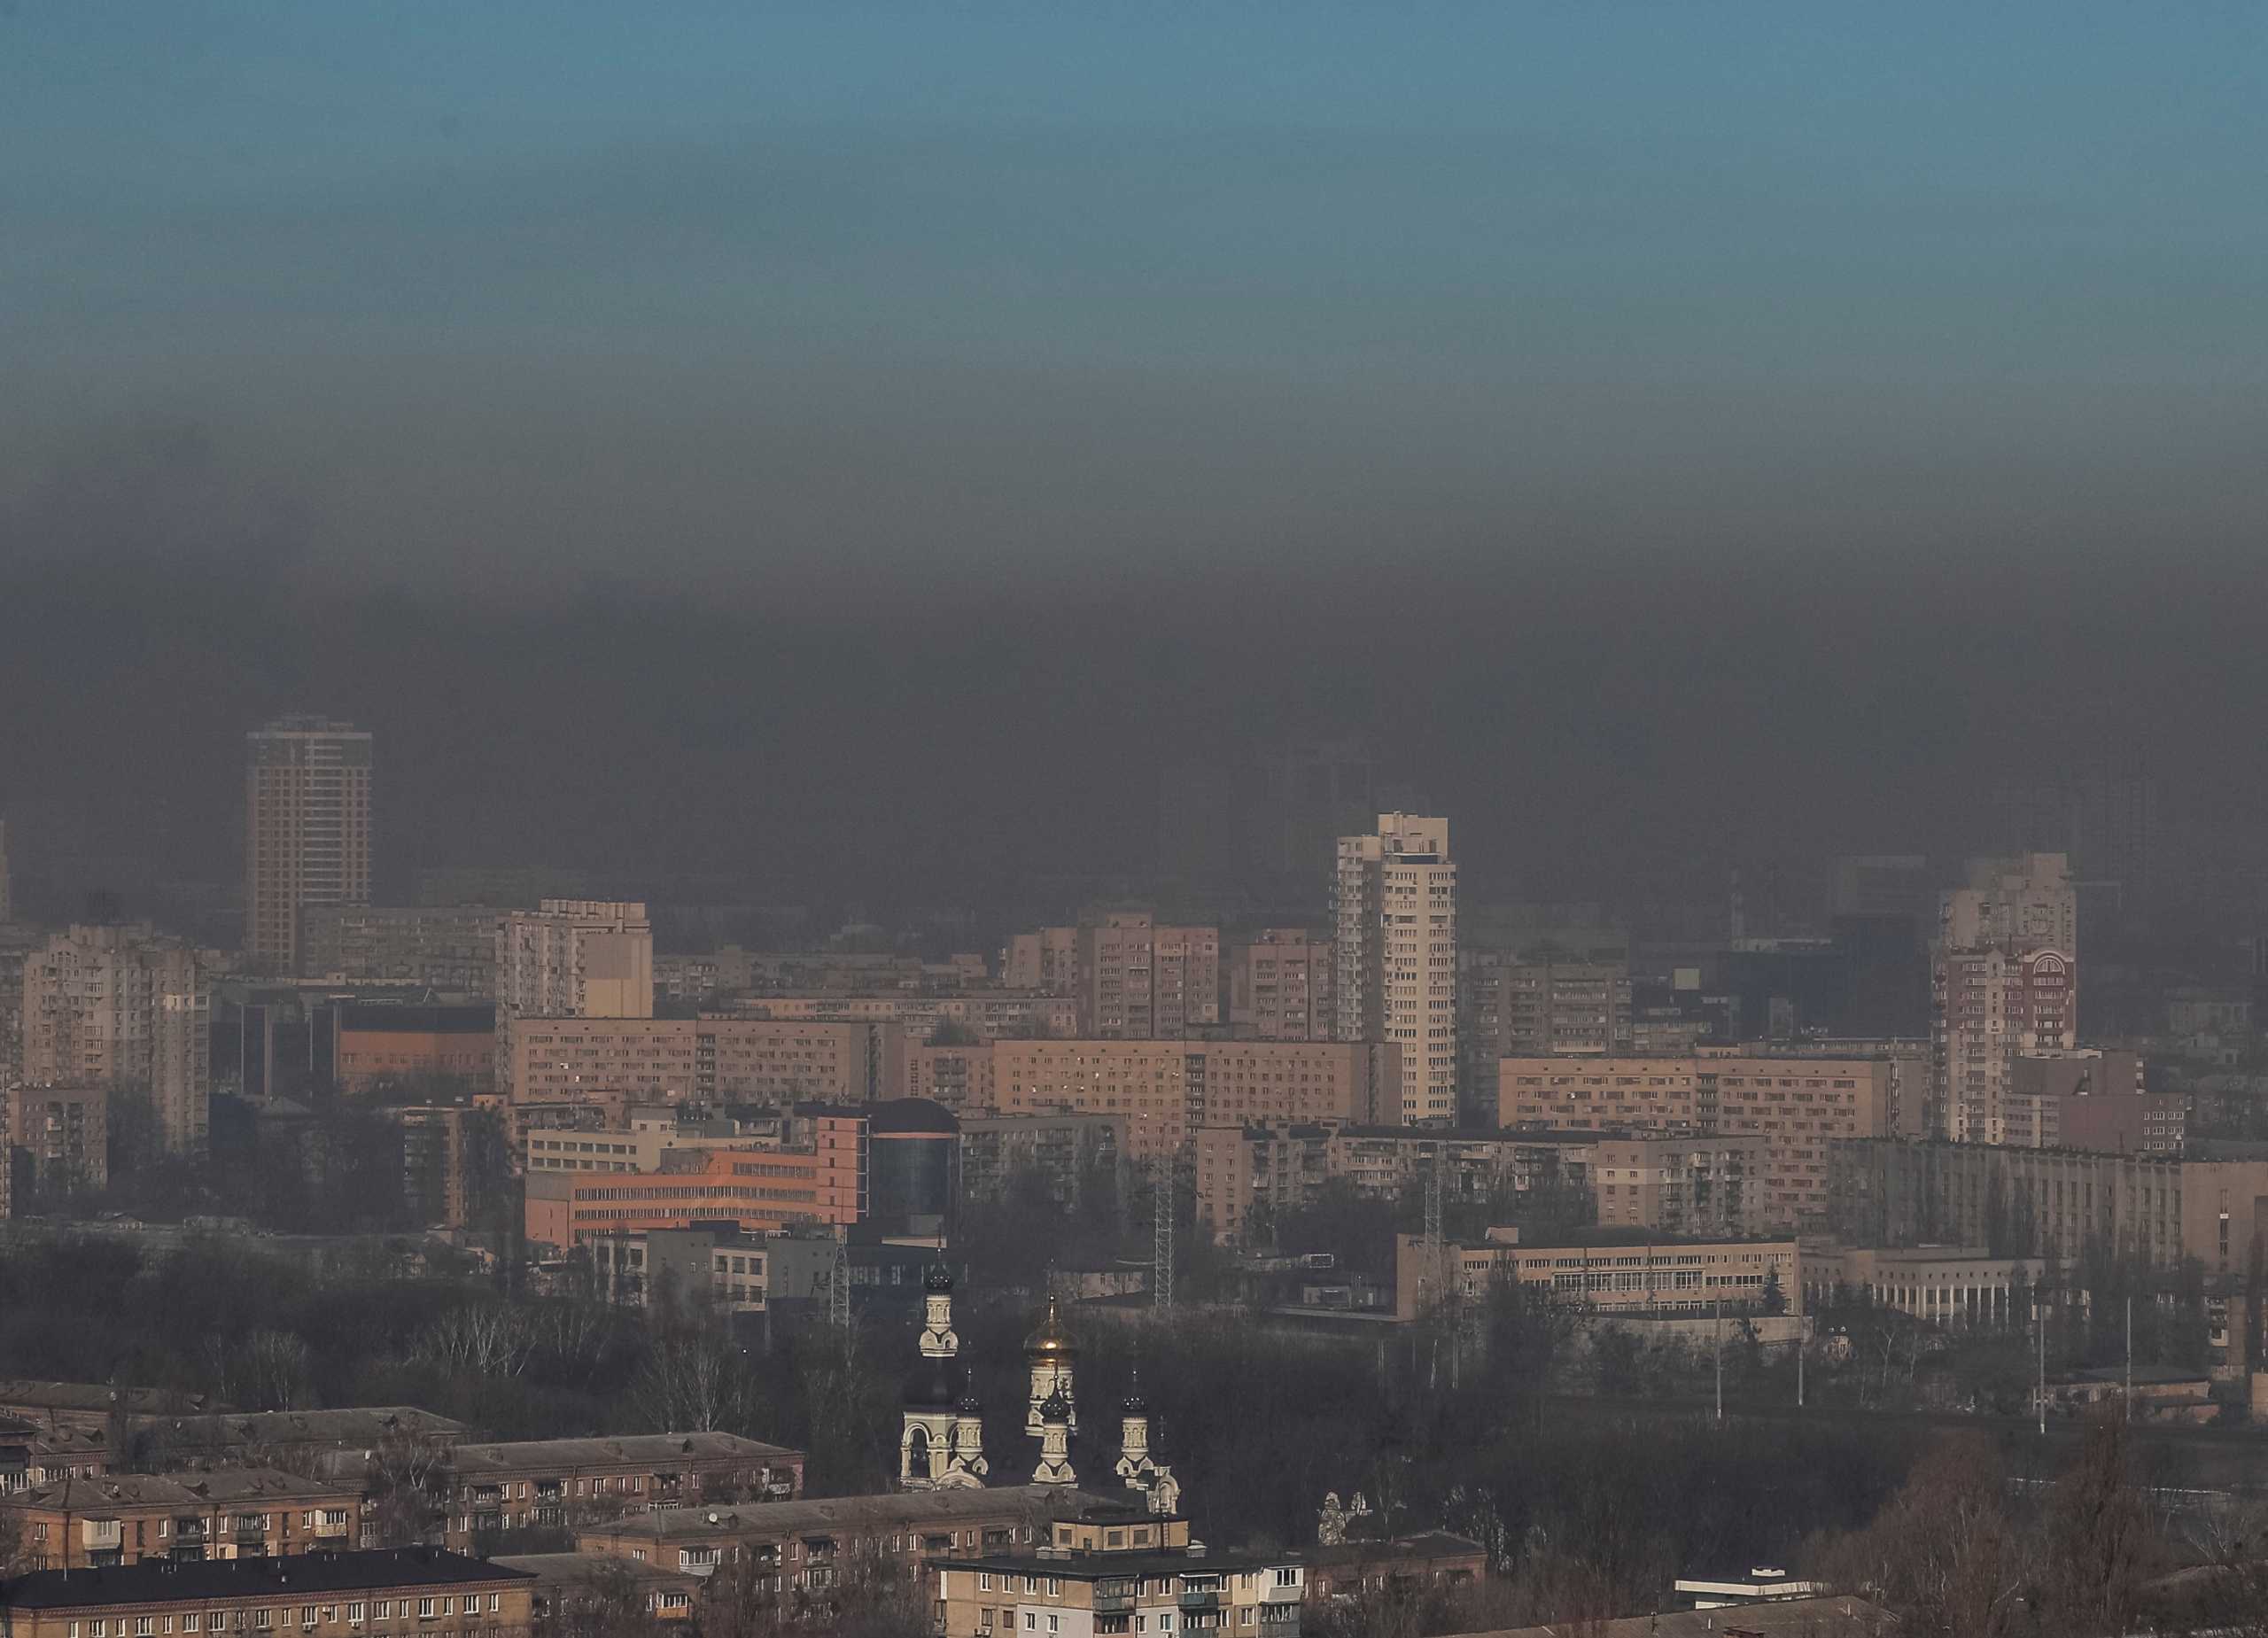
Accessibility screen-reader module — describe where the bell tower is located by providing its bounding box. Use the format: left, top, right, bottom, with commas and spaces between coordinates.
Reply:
900, 1262, 971, 1490
1023, 1295, 1077, 1439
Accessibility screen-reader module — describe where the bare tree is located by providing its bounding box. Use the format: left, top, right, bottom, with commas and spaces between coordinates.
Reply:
366, 1423, 454, 1547
548, 1561, 664, 1638
632, 1333, 761, 1433
408, 1303, 539, 1378
237, 1328, 315, 1410
1809, 1435, 2029, 1638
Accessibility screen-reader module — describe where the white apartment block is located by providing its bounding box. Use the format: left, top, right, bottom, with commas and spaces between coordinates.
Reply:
1334, 813, 1456, 1123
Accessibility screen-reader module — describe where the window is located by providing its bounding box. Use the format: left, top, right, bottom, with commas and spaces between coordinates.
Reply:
256, 1613, 275, 1631
375, 1608, 391, 1622
348, 1607, 365, 1626
184, 1619, 200, 1634
417, 1603, 437, 1622
980, 1574, 994, 1592
485, 1599, 498, 1617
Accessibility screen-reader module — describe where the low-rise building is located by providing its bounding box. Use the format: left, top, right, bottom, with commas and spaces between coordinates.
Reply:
936, 1508, 1307, 1638
491, 1554, 702, 1629
1394, 1230, 1800, 1324
0, 1424, 113, 1494
1307, 1532, 1487, 1603
0, 1548, 532, 1638
127, 1409, 469, 1475
442, 1433, 803, 1550
1806, 1244, 2045, 1329
0, 1383, 214, 1438
576, 1487, 1122, 1589
334, 1005, 497, 1095
0, 1469, 361, 1569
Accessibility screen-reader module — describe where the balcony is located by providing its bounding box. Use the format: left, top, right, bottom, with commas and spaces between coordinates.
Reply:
1178, 1591, 1221, 1612
313, 1513, 352, 1539
82, 1519, 123, 1550
1092, 1594, 1136, 1615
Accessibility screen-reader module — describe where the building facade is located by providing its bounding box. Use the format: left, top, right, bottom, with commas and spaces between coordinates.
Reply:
245, 717, 373, 976
7, 1083, 108, 1196
1498, 1052, 1892, 1229
20, 925, 209, 1155
1933, 853, 2078, 1145
1226, 928, 1334, 1042
1333, 814, 1456, 1123
442, 1434, 802, 1549
504, 1018, 905, 1109
493, 901, 654, 1098
0, 1549, 531, 1638
1823, 1138, 2268, 1276
0, 1469, 362, 1569
298, 907, 500, 996
1394, 1230, 1800, 1324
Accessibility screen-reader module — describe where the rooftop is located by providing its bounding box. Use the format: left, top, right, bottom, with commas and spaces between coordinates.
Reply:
0, 1381, 214, 1417
143, 1408, 469, 1449
0, 1549, 527, 1611
939, 1547, 1293, 1580
450, 1432, 799, 1473
1449, 1595, 1892, 1638
585, 1486, 1135, 1541
12, 1468, 353, 1510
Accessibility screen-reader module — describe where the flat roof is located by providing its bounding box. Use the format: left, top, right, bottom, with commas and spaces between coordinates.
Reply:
587, 1487, 1135, 1541
451, 1432, 798, 1473
1, 1549, 526, 1611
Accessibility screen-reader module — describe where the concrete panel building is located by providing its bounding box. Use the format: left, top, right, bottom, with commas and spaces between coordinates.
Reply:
1226, 928, 1334, 1041
298, 906, 500, 995
20, 924, 209, 1155
1334, 814, 1456, 1122
245, 717, 373, 977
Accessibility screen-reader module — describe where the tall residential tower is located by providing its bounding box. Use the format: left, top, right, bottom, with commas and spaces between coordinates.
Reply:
1334, 813, 1456, 1123
1932, 852, 2078, 1144
246, 717, 373, 974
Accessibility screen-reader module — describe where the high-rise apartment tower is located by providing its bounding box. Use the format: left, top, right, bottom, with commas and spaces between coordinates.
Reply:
1334, 813, 1456, 1123
246, 717, 373, 974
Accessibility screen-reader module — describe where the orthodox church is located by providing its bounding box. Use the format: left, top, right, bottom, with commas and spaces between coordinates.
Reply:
899, 1268, 1178, 1515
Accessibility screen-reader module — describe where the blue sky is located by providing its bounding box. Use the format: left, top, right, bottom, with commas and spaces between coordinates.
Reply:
4, 4, 2263, 592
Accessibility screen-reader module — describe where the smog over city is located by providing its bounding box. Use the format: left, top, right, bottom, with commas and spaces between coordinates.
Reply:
0, 9, 2264, 1638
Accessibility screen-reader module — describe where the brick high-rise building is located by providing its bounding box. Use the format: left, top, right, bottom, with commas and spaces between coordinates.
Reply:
245, 717, 373, 975
1006, 913, 1220, 1037
1933, 853, 2078, 1144
1226, 928, 1333, 1040
1334, 814, 1456, 1122
495, 900, 653, 1098
20, 924, 209, 1154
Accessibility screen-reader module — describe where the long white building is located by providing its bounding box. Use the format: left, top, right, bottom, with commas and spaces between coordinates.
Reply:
1334, 812, 1456, 1123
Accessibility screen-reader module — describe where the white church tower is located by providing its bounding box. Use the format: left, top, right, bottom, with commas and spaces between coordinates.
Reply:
901, 1262, 984, 1490
1031, 1385, 1076, 1487
1114, 1371, 1180, 1515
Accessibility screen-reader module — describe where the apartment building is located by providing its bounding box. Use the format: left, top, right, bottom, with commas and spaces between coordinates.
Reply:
2001, 1050, 2179, 1153
128, 1409, 470, 1474
1933, 853, 2078, 1145
1004, 928, 1080, 996
245, 717, 373, 976
1394, 1230, 1800, 1323
726, 992, 1077, 1042
1226, 928, 1334, 1041
503, 1018, 905, 1108
990, 1039, 1397, 1161
907, 1044, 999, 1109
576, 1487, 1115, 1590
936, 1512, 1306, 1638
7, 1083, 108, 1193
1827, 1139, 2268, 1277
0, 1470, 361, 1569
588, 1225, 774, 1316
959, 1113, 1121, 1207
441, 1434, 802, 1550
0, 1550, 532, 1638
1193, 1122, 1603, 1246
1591, 1134, 1770, 1238
20, 924, 209, 1155
1461, 954, 1631, 1059
1334, 814, 1456, 1122
297, 907, 501, 996
494, 901, 653, 1098
1498, 1052, 1892, 1229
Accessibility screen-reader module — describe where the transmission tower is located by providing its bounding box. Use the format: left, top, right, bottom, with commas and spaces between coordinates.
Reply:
1153, 1161, 1175, 1313
827, 1235, 851, 1331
